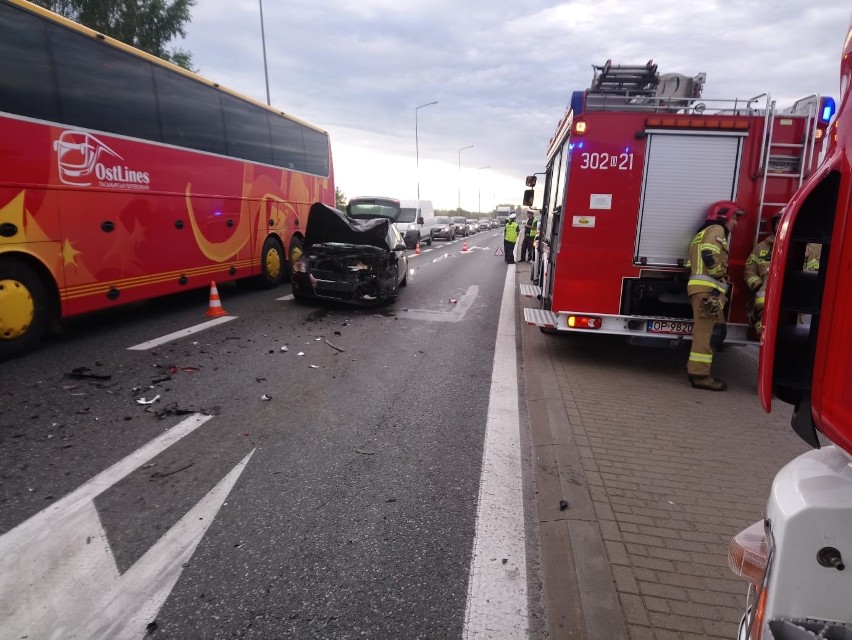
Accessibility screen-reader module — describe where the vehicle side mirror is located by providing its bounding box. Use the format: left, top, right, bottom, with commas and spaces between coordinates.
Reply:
394, 242, 407, 252
417, 216, 424, 225
523, 189, 535, 207
525, 175, 537, 187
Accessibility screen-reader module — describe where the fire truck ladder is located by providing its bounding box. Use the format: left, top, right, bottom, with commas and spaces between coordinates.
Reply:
755, 95, 819, 235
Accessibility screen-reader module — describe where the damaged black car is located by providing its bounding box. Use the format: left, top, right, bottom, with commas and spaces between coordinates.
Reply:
291, 202, 409, 304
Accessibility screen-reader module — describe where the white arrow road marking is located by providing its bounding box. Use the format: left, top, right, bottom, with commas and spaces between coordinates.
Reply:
399, 285, 478, 323
0, 414, 253, 640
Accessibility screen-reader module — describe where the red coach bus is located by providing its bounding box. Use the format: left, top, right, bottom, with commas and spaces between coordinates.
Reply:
0, 0, 334, 360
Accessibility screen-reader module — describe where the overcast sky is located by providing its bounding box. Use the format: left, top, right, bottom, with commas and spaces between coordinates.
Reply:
181, 1, 850, 212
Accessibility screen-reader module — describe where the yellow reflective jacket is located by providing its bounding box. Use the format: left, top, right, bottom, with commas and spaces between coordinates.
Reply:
744, 235, 775, 293
686, 224, 730, 296
504, 220, 520, 243
804, 243, 821, 271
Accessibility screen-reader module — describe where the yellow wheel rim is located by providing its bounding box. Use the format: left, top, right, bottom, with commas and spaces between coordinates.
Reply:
0, 278, 34, 340
290, 245, 303, 264
266, 247, 282, 279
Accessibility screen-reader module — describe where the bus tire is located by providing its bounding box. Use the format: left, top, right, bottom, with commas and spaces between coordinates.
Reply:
285, 236, 304, 282
0, 258, 50, 362
258, 236, 285, 288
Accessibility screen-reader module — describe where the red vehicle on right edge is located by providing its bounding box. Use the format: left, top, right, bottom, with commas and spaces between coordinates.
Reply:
724, 18, 852, 640
523, 59, 834, 345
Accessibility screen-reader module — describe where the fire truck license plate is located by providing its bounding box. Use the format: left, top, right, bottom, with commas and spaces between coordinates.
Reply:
646, 320, 693, 335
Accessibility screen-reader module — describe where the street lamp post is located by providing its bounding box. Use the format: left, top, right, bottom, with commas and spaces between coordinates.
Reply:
258, 0, 271, 105
478, 165, 491, 214
415, 101, 438, 202
457, 145, 474, 213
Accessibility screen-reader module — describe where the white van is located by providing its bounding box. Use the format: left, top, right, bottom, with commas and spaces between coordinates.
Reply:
397, 199, 434, 248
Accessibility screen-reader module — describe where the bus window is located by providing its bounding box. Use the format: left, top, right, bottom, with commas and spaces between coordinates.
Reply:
222, 93, 273, 165
304, 128, 330, 177
154, 65, 226, 156
0, 4, 60, 122
50, 23, 160, 142
269, 115, 307, 172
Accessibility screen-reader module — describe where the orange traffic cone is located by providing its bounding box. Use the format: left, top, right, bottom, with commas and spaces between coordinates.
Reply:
415, 242, 421, 255
205, 281, 228, 318
462, 241, 468, 252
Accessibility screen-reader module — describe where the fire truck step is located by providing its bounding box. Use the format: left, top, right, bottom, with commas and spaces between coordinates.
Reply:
519, 284, 541, 298
523, 307, 558, 329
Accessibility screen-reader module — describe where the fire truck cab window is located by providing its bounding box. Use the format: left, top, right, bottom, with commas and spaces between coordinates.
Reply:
154, 66, 226, 156
50, 24, 159, 142
0, 4, 59, 123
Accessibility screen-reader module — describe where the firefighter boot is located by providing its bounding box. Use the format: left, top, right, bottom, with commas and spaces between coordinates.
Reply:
688, 375, 728, 391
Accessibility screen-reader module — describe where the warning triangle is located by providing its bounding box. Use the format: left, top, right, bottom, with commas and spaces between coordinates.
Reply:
494, 247, 504, 256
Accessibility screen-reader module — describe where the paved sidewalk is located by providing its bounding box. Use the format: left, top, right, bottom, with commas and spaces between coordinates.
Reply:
515, 263, 810, 639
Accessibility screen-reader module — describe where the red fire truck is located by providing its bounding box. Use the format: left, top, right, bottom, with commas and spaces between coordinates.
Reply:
522, 60, 834, 344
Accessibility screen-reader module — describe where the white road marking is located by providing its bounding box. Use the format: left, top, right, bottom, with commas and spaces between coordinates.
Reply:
463, 267, 528, 638
0, 414, 247, 639
400, 285, 478, 323
277, 293, 295, 301
127, 315, 237, 350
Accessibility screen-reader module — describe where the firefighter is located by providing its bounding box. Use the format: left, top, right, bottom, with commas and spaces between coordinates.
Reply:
520, 209, 538, 262
744, 212, 782, 336
504, 212, 520, 264
686, 200, 745, 391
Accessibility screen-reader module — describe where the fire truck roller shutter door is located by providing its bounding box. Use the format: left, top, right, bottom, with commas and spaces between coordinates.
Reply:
635, 133, 744, 266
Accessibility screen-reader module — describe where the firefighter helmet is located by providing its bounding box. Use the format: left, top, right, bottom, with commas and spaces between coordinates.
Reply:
705, 200, 745, 223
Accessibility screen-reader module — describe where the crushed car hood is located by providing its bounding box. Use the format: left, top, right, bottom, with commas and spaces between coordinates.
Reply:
304, 202, 390, 249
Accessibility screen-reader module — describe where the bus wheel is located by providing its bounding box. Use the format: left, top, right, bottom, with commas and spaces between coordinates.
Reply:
285, 236, 304, 282
259, 237, 285, 288
0, 259, 49, 361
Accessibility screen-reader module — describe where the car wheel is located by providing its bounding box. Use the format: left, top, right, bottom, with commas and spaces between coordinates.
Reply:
258, 236, 285, 288
0, 258, 51, 362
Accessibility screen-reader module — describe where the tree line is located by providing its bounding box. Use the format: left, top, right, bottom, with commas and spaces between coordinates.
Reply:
32, 0, 196, 70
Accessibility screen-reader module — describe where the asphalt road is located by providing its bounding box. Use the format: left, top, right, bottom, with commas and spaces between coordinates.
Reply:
0, 231, 520, 639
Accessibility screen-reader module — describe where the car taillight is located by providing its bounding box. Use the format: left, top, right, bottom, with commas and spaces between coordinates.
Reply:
567, 315, 602, 329
729, 520, 769, 584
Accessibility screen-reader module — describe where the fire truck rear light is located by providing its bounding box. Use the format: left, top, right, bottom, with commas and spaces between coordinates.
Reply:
729, 520, 769, 585
574, 121, 587, 134
568, 315, 601, 329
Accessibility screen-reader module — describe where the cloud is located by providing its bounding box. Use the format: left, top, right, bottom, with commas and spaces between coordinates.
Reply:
182, 0, 850, 210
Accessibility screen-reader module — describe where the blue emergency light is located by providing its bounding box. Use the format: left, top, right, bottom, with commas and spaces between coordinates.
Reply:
820, 96, 836, 124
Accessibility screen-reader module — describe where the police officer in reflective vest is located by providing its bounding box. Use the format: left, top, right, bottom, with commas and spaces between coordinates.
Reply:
744, 212, 781, 336
686, 201, 745, 391
503, 213, 520, 264
520, 209, 538, 262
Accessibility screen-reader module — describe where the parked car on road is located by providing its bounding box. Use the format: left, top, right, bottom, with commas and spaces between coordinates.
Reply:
429, 216, 456, 240
466, 219, 479, 235
490, 218, 500, 228
478, 219, 491, 231
292, 203, 408, 305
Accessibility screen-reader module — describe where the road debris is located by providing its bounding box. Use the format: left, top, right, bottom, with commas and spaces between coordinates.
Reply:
559, 499, 569, 511
150, 463, 193, 479
135, 395, 161, 405
323, 339, 345, 353
145, 402, 195, 419
308, 365, 319, 369
280, 346, 289, 352
354, 448, 375, 455
297, 351, 305, 356
261, 394, 272, 401
65, 367, 111, 381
